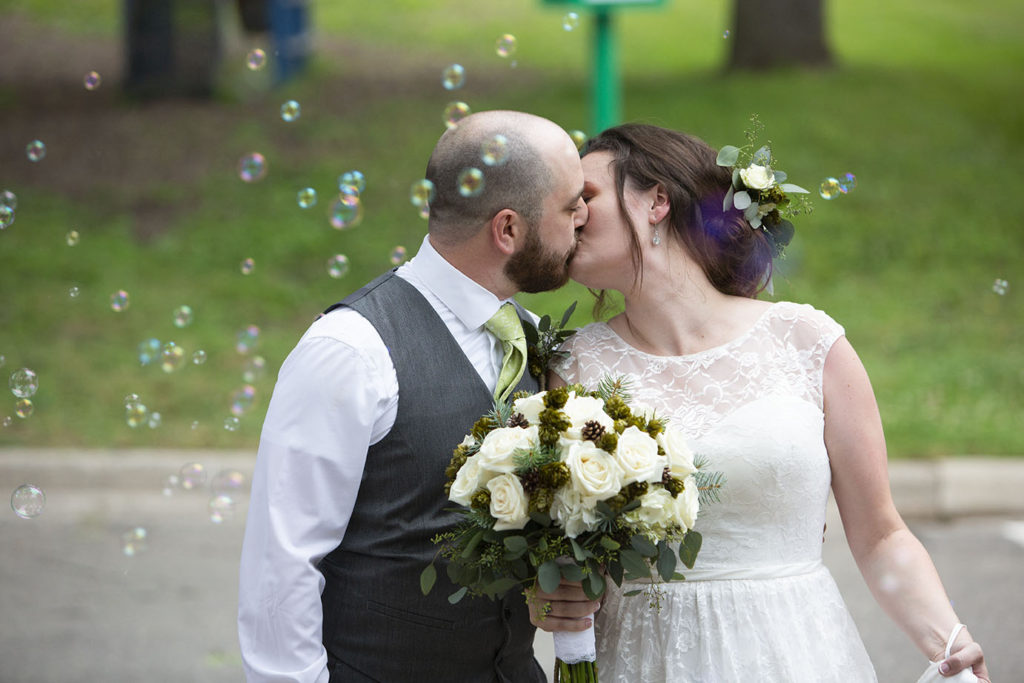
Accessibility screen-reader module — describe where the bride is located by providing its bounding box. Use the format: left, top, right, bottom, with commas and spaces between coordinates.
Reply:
538, 123, 989, 682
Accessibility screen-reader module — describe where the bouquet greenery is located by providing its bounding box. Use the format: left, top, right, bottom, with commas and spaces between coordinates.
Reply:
421, 378, 723, 682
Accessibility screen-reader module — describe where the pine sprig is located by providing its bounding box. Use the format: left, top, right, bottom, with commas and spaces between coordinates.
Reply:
513, 445, 560, 474
596, 374, 634, 403
695, 470, 726, 507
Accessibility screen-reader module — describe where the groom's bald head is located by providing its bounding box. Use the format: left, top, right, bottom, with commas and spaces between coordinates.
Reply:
425, 111, 569, 244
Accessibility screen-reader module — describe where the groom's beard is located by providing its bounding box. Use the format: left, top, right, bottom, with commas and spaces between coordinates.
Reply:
505, 224, 576, 294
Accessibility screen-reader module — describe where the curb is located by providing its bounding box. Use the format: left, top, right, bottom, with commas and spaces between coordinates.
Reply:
2, 449, 1023, 519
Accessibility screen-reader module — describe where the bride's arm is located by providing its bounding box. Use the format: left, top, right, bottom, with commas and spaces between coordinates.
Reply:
823, 336, 990, 681
547, 370, 567, 389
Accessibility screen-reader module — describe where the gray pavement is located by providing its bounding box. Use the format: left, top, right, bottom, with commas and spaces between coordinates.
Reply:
2, 450, 1023, 682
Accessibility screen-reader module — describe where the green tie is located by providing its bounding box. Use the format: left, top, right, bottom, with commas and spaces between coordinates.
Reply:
485, 302, 527, 403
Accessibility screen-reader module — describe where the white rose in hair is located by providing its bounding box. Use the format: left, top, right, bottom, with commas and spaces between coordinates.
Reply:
658, 428, 697, 478
487, 473, 530, 531
449, 453, 486, 506
739, 163, 774, 190
615, 426, 666, 485
673, 475, 700, 530
624, 487, 674, 531
562, 393, 615, 439
476, 426, 539, 474
550, 487, 601, 538
564, 440, 623, 499
512, 392, 547, 424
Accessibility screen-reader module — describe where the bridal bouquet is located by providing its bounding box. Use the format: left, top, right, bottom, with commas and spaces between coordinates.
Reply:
421, 379, 722, 682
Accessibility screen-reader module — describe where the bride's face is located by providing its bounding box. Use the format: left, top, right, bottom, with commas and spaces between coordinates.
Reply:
570, 151, 649, 291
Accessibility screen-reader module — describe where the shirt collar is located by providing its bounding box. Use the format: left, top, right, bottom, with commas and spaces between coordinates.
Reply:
407, 235, 509, 330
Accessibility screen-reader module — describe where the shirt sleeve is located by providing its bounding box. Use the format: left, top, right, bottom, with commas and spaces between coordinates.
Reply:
238, 324, 396, 682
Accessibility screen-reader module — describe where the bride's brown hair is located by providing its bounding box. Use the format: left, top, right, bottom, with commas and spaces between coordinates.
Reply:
583, 124, 774, 316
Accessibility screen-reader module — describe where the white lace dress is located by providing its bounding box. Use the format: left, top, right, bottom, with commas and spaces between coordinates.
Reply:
552, 302, 877, 682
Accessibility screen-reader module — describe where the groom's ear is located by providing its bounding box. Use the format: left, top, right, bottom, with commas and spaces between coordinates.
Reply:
489, 208, 523, 256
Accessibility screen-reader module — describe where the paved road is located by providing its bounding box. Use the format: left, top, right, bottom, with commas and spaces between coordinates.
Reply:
1, 486, 1021, 682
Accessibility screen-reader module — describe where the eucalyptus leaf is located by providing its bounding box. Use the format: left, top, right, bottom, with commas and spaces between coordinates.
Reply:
630, 534, 657, 557
503, 536, 528, 553
599, 536, 621, 550
447, 561, 462, 583
772, 170, 787, 183
585, 571, 606, 601
523, 324, 539, 345
560, 301, 578, 328
620, 499, 641, 513
716, 145, 740, 167
607, 559, 624, 586
570, 538, 586, 562
485, 577, 520, 596
461, 529, 485, 558
560, 562, 585, 582
723, 186, 735, 212
753, 145, 771, 165
679, 530, 703, 569
672, 572, 686, 581
779, 183, 809, 194
529, 511, 552, 527
618, 548, 650, 577
622, 589, 643, 597
448, 586, 468, 604
733, 190, 752, 211
657, 546, 677, 582
539, 315, 551, 332
420, 564, 437, 596
538, 560, 562, 593
744, 202, 760, 222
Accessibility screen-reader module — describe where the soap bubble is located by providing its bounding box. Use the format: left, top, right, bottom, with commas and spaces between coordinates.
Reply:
496, 34, 517, 58
211, 469, 246, 496
242, 356, 266, 383
442, 64, 465, 90
240, 258, 255, 275
481, 134, 510, 167
417, 204, 429, 220
26, 140, 46, 162
443, 101, 471, 129
124, 393, 141, 406
1, 190, 16, 210
66, 230, 80, 246
338, 170, 366, 195
10, 368, 38, 398
329, 194, 363, 229
121, 527, 148, 556
69, 286, 81, 299
389, 246, 407, 265
137, 339, 161, 366
280, 100, 301, 122
179, 462, 207, 490
246, 48, 266, 71
172, 305, 193, 328
292, 187, 317, 209
0, 206, 13, 230
569, 130, 588, 150
838, 172, 857, 194
410, 179, 435, 208
819, 177, 841, 200
236, 325, 260, 354
562, 12, 580, 31
230, 385, 256, 416
223, 416, 241, 432
11, 484, 45, 519
457, 167, 485, 197
209, 494, 236, 523
192, 350, 207, 365
993, 279, 1009, 295
3, 416, 11, 428
723, 30, 731, 39
160, 342, 186, 373
84, 70, 101, 90
190, 420, 200, 431
162, 474, 179, 497
125, 400, 147, 428
147, 412, 162, 429
15, 399, 33, 419
327, 254, 350, 279
110, 290, 130, 312
238, 153, 267, 183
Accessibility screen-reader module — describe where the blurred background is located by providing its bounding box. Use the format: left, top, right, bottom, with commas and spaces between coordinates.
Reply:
0, 0, 1021, 681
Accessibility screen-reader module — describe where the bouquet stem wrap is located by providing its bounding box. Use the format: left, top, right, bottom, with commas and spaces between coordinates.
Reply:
552, 557, 597, 680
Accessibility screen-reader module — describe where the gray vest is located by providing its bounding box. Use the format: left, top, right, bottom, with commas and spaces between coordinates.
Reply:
319, 272, 545, 683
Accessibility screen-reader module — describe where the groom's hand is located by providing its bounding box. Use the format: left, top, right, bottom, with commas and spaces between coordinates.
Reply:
526, 579, 600, 632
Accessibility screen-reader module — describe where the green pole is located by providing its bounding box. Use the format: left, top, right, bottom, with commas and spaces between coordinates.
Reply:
591, 8, 620, 135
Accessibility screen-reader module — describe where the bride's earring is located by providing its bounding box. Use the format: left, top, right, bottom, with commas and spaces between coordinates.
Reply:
652, 224, 662, 246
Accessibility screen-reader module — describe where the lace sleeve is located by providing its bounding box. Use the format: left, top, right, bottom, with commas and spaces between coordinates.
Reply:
550, 332, 582, 385
777, 304, 846, 410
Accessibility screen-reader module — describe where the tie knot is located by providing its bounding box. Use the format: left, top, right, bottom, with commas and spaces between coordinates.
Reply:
485, 302, 525, 343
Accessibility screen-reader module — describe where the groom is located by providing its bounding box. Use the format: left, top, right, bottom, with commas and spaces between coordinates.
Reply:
238, 111, 596, 682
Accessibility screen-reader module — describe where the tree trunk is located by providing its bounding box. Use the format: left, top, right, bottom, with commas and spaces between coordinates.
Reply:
728, 0, 833, 70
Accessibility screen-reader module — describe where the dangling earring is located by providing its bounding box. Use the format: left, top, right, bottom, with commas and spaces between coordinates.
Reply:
652, 225, 662, 246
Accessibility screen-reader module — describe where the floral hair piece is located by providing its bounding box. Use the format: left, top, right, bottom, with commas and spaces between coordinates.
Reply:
716, 115, 812, 257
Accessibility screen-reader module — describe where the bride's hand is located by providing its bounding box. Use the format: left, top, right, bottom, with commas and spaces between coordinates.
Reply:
940, 635, 989, 682
525, 578, 600, 632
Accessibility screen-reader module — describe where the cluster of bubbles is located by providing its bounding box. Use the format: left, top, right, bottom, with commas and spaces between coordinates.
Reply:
246, 48, 267, 71
26, 140, 46, 162
442, 64, 465, 91
281, 100, 301, 122
11, 484, 45, 519
66, 230, 80, 246
297, 187, 317, 209
242, 356, 266, 383
496, 34, 517, 59
819, 172, 857, 200
238, 153, 268, 183
562, 12, 580, 31
992, 279, 1009, 296
443, 101, 471, 129
338, 170, 366, 195
236, 325, 260, 354
10, 368, 38, 420
161, 342, 186, 373
162, 463, 247, 524
240, 257, 255, 275
121, 527, 148, 556
457, 167, 485, 198
1, 190, 15, 229
230, 385, 256, 417
125, 394, 148, 428
327, 254, 350, 279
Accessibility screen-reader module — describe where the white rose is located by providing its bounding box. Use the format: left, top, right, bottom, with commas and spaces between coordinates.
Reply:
487, 473, 530, 531
739, 164, 774, 190
512, 392, 547, 424
564, 440, 623, 500
624, 487, 674, 531
459, 435, 477, 449
449, 453, 486, 506
630, 402, 657, 422
550, 487, 600, 538
657, 428, 697, 478
562, 393, 615, 439
615, 426, 666, 485
672, 475, 700, 530
476, 426, 539, 474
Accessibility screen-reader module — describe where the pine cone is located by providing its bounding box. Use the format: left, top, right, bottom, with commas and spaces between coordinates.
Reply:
508, 412, 530, 429
581, 420, 606, 442
520, 469, 541, 494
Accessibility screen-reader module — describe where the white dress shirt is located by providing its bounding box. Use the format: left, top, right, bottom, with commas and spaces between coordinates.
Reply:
238, 235, 526, 683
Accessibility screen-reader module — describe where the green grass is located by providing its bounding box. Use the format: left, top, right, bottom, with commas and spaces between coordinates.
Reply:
0, 0, 1021, 456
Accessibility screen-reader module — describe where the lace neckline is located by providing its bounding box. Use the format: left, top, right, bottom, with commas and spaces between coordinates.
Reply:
596, 301, 784, 362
